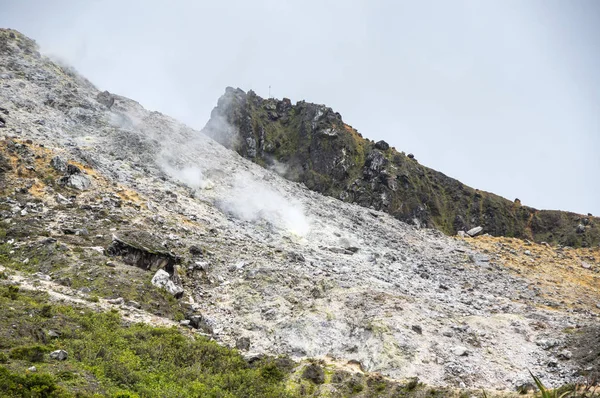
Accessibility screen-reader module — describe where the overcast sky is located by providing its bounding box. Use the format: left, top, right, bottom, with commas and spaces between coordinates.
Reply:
2, 0, 599, 215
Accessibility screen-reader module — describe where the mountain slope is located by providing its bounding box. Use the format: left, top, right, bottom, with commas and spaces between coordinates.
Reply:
202, 88, 599, 247
1, 28, 599, 396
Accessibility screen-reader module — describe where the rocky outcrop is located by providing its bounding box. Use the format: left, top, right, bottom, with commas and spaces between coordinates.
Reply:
96, 90, 115, 109
107, 231, 183, 297
56, 162, 91, 191
203, 88, 600, 247
106, 231, 180, 273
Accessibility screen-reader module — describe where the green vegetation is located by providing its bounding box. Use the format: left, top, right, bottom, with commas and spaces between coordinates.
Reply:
529, 370, 573, 398
0, 285, 482, 397
481, 372, 599, 398
0, 367, 65, 398
0, 286, 293, 397
0, 241, 185, 321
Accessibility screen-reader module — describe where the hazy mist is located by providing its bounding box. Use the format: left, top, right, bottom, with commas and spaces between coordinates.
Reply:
1, 0, 599, 215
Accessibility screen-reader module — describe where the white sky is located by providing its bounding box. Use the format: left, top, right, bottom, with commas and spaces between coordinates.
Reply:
2, 0, 599, 215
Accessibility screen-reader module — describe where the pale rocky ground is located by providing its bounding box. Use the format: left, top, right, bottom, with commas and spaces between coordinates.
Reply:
1, 29, 599, 393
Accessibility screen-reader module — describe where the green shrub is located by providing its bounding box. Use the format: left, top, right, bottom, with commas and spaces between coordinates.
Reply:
86, 295, 100, 303
9, 345, 49, 362
260, 361, 286, 383
530, 371, 573, 398
40, 304, 53, 318
1, 285, 20, 300
112, 392, 139, 398
0, 288, 294, 397
0, 366, 64, 397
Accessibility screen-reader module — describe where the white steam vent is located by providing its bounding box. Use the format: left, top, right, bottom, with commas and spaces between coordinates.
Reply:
218, 172, 310, 236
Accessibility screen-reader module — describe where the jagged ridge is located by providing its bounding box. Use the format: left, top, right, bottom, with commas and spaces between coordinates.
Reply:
203, 87, 599, 247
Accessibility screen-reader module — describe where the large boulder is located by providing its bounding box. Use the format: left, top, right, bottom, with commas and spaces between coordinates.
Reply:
466, 226, 483, 237
57, 163, 91, 190
50, 156, 67, 173
49, 350, 68, 361
374, 140, 389, 150
59, 174, 91, 190
151, 269, 184, 298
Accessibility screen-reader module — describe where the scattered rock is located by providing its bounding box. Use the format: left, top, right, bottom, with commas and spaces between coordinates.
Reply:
187, 314, 214, 334
515, 381, 536, 394
452, 346, 468, 356
302, 363, 325, 384
55, 193, 71, 204
192, 261, 209, 271
66, 163, 82, 175
47, 330, 60, 339
467, 226, 483, 237
107, 297, 124, 305
33, 272, 51, 281
536, 339, 560, 350
189, 245, 204, 256
50, 156, 67, 172
96, 90, 115, 109
407, 153, 414, 159
374, 140, 389, 150
127, 300, 141, 309
457, 230, 467, 238
411, 325, 423, 334
27, 366, 37, 372
577, 224, 586, 233
558, 350, 572, 360
58, 173, 91, 190
236, 337, 251, 351
151, 269, 184, 298
49, 350, 68, 361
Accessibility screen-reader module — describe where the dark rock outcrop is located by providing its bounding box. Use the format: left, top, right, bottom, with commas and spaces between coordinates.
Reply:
202, 88, 600, 247
96, 90, 115, 109
106, 231, 180, 273
57, 162, 91, 190
302, 363, 325, 384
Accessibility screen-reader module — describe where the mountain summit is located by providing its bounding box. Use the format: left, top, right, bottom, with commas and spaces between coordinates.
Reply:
203, 87, 599, 247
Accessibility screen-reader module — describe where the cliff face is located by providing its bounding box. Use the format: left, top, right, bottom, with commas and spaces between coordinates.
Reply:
203, 88, 599, 247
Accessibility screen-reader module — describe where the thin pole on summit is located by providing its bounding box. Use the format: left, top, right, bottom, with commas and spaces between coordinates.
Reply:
269, 85, 271, 98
